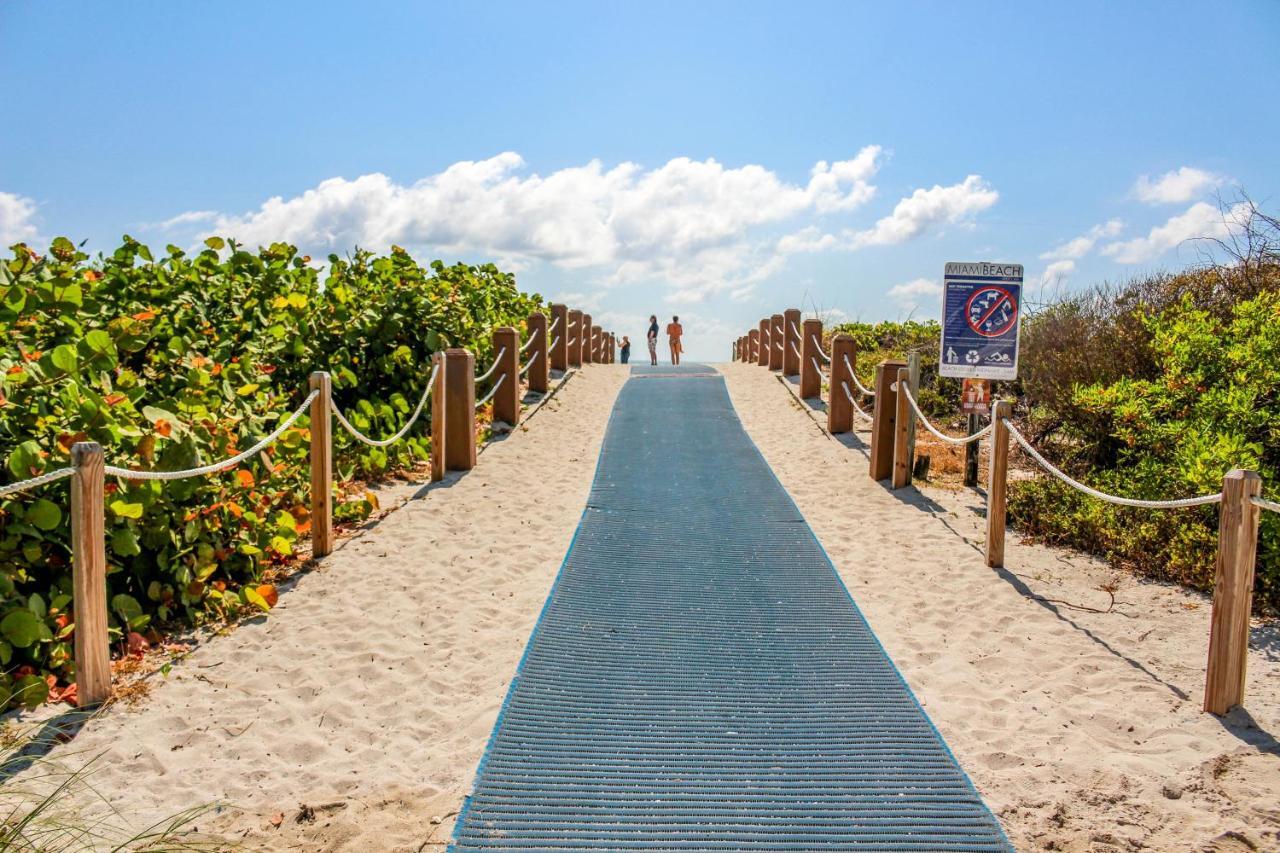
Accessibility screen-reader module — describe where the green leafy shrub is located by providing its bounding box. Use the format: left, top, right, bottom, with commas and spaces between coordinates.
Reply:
1010, 287, 1280, 608
827, 319, 965, 421
0, 237, 541, 708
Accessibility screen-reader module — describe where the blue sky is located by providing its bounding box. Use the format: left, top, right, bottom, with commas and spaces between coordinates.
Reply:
2, 1, 1278, 360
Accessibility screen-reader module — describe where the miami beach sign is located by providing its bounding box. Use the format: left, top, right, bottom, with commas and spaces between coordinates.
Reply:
940, 261, 1023, 381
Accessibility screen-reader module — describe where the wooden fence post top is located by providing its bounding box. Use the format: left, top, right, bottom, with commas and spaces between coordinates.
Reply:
71, 441, 104, 462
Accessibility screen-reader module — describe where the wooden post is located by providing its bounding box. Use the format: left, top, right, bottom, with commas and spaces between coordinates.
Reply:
748, 329, 759, 363
591, 325, 602, 363
430, 351, 446, 482
984, 400, 1013, 568
800, 319, 823, 399
549, 304, 568, 372
768, 314, 784, 370
906, 352, 920, 471
1204, 470, 1263, 714
444, 349, 476, 471
964, 414, 980, 487
611, 333, 617, 363
580, 313, 593, 365
566, 310, 582, 368
869, 359, 906, 482
70, 442, 110, 707
526, 312, 549, 393
492, 327, 520, 427
892, 367, 912, 489
308, 372, 333, 557
758, 319, 770, 367
827, 334, 855, 434
782, 308, 801, 376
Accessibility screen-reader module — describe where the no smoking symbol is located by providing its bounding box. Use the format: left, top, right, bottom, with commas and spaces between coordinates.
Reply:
965, 286, 1018, 338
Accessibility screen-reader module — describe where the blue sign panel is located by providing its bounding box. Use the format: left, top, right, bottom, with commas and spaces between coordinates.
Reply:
940, 261, 1023, 380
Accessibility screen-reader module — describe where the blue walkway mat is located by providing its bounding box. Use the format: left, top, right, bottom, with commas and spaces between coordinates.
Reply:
451, 365, 1011, 851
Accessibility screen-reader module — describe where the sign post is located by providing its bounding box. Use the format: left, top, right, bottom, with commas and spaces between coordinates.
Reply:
940, 262, 1023, 382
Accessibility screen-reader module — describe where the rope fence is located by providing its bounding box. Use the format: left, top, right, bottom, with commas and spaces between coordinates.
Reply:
734, 304, 1275, 716
0, 305, 614, 709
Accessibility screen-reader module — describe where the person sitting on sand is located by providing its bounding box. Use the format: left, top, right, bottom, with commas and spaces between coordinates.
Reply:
666, 315, 683, 365
647, 315, 659, 366
620, 335, 631, 364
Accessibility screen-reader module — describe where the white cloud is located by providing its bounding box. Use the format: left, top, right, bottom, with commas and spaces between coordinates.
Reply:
1131, 167, 1224, 205
163, 149, 885, 303
0, 192, 40, 245
887, 277, 942, 312
1039, 219, 1124, 261
1101, 201, 1246, 264
851, 175, 998, 248
1034, 259, 1076, 292
777, 175, 999, 254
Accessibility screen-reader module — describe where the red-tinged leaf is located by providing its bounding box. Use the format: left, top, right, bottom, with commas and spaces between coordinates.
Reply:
126, 631, 149, 657
235, 469, 254, 489
132, 310, 156, 321
22, 350, 43, 362
257, 584, 279, 608
104, 393, 127, 406
6, 365, 25, 376
155, 418, 172, 437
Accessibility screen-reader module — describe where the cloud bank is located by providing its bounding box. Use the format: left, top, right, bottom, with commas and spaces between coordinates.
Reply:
0, 192, 40, 246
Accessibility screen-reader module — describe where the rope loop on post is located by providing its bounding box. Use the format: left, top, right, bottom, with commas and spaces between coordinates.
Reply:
476, 373, 506, 408
840, 381, 874, 422
898, 384, 991, 445
1004, 419, 1222, 508
843, 354, 875, 397
104, 389, 320, 480
331, 362, 441, 448
811, 336, 832, 364
475, 347, 507, 382
0, 467, 76, 497
520, 349, 539, 376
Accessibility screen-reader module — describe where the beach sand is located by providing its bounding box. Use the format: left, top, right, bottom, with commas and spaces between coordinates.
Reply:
721, 361, 1280, 852
8, 360, 1279, 851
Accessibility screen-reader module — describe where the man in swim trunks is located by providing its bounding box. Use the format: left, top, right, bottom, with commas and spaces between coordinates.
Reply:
666, 315, 683, 365
647, 315, 659, 365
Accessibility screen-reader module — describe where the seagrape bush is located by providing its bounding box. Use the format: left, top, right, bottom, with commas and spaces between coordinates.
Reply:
827, 319, 962, 420
0, 236, 541, 708
1009, 286, 1279, 609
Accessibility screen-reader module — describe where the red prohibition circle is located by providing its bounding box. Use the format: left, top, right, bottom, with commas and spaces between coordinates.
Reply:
964, 286, 1017, 338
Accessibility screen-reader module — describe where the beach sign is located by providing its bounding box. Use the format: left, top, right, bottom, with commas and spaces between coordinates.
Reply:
940, 261, 1023, 380
961, 378, 992, 414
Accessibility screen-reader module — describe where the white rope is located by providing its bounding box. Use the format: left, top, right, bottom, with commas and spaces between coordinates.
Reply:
0, 467, 75, 497
810, 356, 823, 376
1004, 420, 1222, 508
549, 335, 561, 351
475, 347, 507, 382
840, 381, 874, 421
476, 373, 506, 408
811, 336, 831, 364
790, 320, 801, 338
789, 340, 801, 358
1250, 496, 1280, 514
520, 349, 539, 376
520, 333, 538, 354
775, 340, 783, 351
843, 354, 875, 397
104, 389, 320, 481
548, 315, 562, 334
566, 337, 576, 347
331, 362, 440, 448
899, 384, 992, 445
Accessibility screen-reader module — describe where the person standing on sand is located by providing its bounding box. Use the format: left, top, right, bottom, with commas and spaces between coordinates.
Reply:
620, 335, 631, 364
666, 315, 684, 365
647, 315, 659, 365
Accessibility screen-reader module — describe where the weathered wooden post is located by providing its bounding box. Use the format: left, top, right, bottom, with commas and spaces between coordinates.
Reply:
892, 367, 912, 489
869, 359, 906, 482
748, 329, 760, 363
583, 313, 596, 363
567, 310, 583, 368
1204, 470, 1263, 715
492, 327, 520, 427
308, 371, 333, 557
430, 351, 446, 482
549, 303, 568, 372
70, 442, 111, 707
591, 325, 602, 363
827, 334, 855, 434
800, 319, 823, 399
906, 352, 921, 473
769, 314, 784, 370
444, 349, 476, 471
984, 400, 1013, 567
526, 312, 549, 393
758, 319, 770, 367
782, 308, 801, 377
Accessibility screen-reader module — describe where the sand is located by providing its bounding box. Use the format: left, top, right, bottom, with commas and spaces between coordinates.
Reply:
7, 360, 1278, 851
720, 361, 1280, 852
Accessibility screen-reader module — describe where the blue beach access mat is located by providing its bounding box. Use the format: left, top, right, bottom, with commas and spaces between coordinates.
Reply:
451, 364, 1011, 851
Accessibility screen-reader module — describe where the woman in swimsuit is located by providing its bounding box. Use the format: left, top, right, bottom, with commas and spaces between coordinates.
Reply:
666, 315, 683, 366
647, 315, 659, 365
